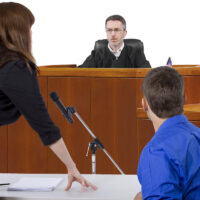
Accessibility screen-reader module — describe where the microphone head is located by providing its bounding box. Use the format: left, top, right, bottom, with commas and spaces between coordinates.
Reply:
49, 91, 59, 102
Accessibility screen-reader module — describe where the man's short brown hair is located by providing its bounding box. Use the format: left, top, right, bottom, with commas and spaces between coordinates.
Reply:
105, 15, 126, 30
142, 66, 184, 118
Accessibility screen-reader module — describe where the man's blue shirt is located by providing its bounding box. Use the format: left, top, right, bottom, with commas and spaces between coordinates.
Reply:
137, 115, 200, 200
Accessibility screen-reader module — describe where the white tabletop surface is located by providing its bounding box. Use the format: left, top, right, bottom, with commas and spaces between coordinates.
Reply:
0, 173, 141, 200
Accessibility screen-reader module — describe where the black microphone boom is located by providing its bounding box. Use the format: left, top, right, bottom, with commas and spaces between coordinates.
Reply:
49, 91, 124, 174
49, 91, 74, 124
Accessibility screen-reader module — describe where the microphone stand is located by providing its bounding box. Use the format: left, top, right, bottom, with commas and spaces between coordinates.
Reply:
65, 106, 124, 175
86, 141, 98, 174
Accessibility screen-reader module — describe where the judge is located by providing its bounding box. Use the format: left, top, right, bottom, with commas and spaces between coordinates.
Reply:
79, 15, 151, 68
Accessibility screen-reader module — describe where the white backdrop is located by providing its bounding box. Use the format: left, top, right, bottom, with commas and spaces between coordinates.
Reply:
2, 0, 200, 67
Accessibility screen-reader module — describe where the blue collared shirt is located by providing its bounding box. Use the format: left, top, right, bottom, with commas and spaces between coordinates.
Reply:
137, 115, 200, 200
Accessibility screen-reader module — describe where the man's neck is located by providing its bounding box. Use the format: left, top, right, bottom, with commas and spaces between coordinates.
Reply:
109, 42, 124, 53
148, 110, 167, 132
152, 118, 166, 132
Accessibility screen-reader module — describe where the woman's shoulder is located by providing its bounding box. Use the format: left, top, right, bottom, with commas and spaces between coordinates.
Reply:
1, 59, 36, 72
14, 60, 36, 70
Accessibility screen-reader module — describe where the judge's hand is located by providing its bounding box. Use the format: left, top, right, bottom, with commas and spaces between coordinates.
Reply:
134, 192, 142, 200
65, 168, 98, 192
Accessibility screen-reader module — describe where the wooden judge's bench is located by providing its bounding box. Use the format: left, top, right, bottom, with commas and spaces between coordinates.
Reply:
0, 65, 200, 174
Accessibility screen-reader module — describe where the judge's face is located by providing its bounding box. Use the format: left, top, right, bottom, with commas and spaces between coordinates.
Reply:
106, 20, 127, 49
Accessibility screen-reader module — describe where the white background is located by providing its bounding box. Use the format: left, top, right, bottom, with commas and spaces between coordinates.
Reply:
2, 0, 200, 67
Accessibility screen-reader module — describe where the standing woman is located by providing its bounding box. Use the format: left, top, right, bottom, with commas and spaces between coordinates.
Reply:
0, 2, 96, 191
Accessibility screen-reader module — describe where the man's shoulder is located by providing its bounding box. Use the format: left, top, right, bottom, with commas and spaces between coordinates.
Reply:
93, 46, 113, 59
95, 46, 109, 53
145, 123, 200, 159
121, 44, 137, 58
154, 123, 199, 144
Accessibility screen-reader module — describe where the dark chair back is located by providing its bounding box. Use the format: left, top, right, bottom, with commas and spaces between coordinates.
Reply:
94, 39, 144, 52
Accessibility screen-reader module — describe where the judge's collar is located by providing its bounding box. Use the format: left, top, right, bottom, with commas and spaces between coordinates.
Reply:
108, 42, 124, 58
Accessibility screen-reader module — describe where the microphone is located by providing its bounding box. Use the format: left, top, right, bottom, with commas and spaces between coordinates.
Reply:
49, 91, 74, 124
50, 92, 124, 174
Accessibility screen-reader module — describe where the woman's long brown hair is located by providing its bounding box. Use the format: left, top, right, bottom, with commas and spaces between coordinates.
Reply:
0, 2, 36, 71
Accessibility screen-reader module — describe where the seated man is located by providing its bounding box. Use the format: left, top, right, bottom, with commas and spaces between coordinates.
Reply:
79, 15, 151, 68
134, 66, 200, 200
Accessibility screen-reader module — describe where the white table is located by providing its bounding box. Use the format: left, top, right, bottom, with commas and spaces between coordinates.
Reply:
0, 173, 141, 200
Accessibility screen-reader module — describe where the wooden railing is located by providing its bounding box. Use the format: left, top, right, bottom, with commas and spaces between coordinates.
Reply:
1, 65, 200, 174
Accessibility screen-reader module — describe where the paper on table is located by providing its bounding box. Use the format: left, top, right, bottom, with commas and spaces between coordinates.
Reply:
7, 177, 63, 192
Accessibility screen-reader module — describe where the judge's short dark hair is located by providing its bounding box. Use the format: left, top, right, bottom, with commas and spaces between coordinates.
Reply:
142, 66, 184, 118
105, 15, 126, 30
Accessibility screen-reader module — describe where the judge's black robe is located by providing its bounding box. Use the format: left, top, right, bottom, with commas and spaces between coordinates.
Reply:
79, 44, 151, 68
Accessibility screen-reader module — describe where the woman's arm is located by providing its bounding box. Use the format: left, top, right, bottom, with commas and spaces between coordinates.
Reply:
2, 60, 97, 191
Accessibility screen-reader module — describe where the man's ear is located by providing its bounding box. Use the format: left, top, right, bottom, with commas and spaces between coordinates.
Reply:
123, 30, 127, 38
142, 97, 148, 112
